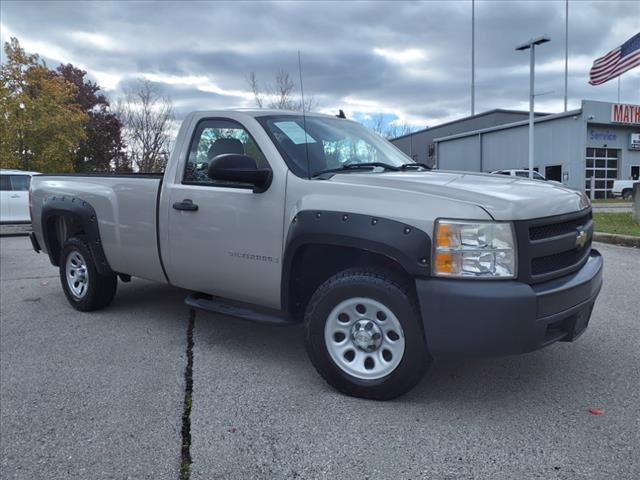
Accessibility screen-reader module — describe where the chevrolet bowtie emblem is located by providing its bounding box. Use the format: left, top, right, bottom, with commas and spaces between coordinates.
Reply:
575, 229, 588, 249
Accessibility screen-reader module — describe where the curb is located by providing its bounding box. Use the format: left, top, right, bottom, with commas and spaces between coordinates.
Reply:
592, 203, 632, 210
593, 232, 640, 248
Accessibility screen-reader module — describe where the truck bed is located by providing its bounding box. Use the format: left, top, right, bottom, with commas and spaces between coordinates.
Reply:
31, 173, 167, 283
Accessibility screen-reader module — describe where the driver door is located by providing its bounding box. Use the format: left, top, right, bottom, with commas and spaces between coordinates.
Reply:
163, 118, 285, 309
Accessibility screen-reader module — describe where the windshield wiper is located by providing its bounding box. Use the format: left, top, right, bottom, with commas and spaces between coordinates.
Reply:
312, 162, 400, 178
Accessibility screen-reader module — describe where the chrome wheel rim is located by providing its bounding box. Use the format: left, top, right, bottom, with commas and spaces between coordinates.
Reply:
65, 250, 89, 299
324, 297, 405, 380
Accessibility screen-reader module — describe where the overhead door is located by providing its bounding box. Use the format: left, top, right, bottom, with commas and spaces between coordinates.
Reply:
585, 148, 619, 199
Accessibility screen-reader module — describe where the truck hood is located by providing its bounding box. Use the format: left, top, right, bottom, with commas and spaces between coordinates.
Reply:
327, 170, 588, 221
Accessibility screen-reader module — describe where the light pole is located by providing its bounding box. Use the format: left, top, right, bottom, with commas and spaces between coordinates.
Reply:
471, 0, 475, 116
564, 0, 568, 112
516, 36, 550, 179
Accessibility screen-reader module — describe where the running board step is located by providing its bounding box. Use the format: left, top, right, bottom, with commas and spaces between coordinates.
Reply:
184, 293, 296, 326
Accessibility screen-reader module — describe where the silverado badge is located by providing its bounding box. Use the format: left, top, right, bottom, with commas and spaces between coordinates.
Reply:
575, 229, 589, 249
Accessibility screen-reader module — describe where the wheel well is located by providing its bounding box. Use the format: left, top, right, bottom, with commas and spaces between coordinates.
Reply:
286, 244, 413, 320
44, 214, 86, 266
622, 188, 632, 195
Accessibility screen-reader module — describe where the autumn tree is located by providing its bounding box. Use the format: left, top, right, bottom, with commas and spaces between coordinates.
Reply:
55, 64, 129, 172
247, 69, 315, 111
0, 38, 87, 172
116, 80, 174, 173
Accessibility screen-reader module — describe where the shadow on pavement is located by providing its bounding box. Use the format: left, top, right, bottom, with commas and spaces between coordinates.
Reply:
192, 308, 568, 404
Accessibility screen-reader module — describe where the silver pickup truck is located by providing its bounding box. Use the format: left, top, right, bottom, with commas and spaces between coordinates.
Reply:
29, 110, 603, 399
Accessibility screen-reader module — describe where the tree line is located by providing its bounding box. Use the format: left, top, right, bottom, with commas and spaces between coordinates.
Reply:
0, 38, 174, 174
1, 37, 417, 175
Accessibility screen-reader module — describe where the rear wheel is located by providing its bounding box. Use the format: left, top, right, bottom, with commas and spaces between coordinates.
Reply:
622, 189, 633, 200
59, 236, 117, 311
304, 268, 430, 400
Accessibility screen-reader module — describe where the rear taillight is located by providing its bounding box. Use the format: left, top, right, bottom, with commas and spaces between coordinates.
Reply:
29, 188, 33, 222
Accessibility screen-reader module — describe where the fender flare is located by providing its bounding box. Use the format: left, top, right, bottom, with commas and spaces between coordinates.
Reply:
40, 195, 113, 275
281, 210, 432, 310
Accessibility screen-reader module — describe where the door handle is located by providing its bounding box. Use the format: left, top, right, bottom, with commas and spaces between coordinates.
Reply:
172, 199, 199, 211
10, 195, 20, 198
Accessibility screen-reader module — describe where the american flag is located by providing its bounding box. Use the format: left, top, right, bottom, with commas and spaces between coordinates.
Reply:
589, 32, 640, 85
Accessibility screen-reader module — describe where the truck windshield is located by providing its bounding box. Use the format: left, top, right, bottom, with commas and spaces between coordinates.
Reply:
258, 115, 415, 178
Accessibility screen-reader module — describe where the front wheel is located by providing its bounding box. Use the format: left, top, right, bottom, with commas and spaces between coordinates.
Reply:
304, 269, 431, 400
622, 189, 633, 200
59, 236, 117, 311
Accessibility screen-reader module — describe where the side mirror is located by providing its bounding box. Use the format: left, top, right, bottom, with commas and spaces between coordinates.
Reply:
207, 154, 272, 192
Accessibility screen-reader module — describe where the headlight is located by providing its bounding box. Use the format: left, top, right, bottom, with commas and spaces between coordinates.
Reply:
433, 220, 516, 279
577, 191, 591, 210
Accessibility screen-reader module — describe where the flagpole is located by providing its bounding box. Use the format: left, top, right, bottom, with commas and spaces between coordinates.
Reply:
617, 76, 620, 103
564, 0, 568, 111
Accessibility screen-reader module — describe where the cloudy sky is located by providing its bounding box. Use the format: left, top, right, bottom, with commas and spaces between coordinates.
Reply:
1, 0, 639, 130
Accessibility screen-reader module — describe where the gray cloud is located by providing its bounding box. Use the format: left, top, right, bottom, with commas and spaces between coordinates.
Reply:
1, 0, 638, 129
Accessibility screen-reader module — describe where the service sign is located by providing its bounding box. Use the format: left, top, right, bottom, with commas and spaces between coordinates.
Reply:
630, 133, 640, 151
611, 103, 640, 125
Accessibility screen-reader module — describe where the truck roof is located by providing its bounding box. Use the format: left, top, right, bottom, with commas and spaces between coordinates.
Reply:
0, 169, 40, 175
188, 109, 341, 119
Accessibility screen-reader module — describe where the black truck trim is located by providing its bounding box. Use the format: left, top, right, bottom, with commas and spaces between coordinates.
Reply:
154, 177, 171, 284
415, 249, 602, 357
281, 210, 432, 311
40, 196, 113, 276
514, 208, 593, 284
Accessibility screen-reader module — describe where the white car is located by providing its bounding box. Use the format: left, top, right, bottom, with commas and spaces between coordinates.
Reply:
611, 179, 639, 200
0, 169, 39, 224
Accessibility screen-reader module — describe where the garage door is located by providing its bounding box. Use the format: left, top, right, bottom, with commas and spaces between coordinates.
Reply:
585, 148, 619, 199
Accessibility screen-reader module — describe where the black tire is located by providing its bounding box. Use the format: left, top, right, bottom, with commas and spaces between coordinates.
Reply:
59, 236, 117, 311
304, 268, 431, 400
622, 189, 633, 200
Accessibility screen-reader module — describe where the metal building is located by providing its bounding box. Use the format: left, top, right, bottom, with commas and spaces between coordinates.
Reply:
391, 109, 549, 167
427, 100, 640, 198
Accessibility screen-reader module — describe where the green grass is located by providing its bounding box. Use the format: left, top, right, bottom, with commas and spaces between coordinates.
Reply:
593, 212, 640, 237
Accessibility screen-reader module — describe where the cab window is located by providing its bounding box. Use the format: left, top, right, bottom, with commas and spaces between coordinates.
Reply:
183, 119, 268, 185
10, 175, 30, 191
0, 175, 11, 191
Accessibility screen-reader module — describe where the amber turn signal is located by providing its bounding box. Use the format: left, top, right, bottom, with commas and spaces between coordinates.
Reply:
436, 223, 452, 248
435, 252, 453, 273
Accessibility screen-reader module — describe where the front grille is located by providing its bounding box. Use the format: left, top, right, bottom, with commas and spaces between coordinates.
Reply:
515, 209, 593, 284
529, 211, 592, 241
531, 248, 589, 275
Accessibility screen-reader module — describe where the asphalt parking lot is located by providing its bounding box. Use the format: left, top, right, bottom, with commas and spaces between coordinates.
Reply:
1, 235, 638, 479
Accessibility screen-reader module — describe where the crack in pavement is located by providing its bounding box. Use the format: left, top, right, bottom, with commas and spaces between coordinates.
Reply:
180, 308, 195, 480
